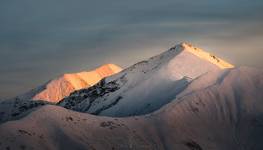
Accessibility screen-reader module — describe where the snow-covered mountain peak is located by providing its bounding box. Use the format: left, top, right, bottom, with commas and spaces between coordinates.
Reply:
58, 43, 234, 117
0, 43, 235, 123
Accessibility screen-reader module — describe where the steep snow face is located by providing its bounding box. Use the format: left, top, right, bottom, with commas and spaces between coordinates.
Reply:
58, 43, 234, 117
0, 67, 262, 150
18, 64, 122, 102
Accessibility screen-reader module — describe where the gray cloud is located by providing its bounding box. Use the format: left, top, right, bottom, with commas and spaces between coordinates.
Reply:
0, 0, 263, 99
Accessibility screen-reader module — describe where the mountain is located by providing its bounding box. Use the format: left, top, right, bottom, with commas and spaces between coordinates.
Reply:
0, 43, 235, 124
0, 64, 121, 124
58, 43, 234, 117
0, 67, 262, 150
17, 64, 122, 102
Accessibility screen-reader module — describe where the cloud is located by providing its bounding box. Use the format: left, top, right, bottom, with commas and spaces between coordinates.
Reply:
0, 0, 262, 98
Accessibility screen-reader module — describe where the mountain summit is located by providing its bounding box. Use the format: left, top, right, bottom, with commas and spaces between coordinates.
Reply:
58, 43, 234, 116
17, 64, 122, 102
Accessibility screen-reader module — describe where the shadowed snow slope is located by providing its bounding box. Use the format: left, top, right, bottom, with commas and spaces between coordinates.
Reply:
58, 43, 234, 117
17, 64, 122, 102
0, 67, 262, 150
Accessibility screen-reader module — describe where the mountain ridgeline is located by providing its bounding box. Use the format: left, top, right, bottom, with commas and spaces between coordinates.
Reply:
0, 64, 121, 123
18, 64, 122, 102
0, 43, 262, 150
58, 43, 234, 117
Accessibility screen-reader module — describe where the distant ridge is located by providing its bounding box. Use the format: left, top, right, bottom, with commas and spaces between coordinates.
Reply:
19, 64, 122, 102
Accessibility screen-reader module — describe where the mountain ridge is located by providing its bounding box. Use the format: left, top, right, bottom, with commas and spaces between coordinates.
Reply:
58, 43, 234, 117
18, 64, 122, 102
0, 43, 235, 124
0, 64, 121, 124
1, 43, 263, 150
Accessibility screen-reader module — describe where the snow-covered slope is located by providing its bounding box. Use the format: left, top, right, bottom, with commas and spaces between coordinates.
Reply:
0, 67, 262, 150
18, 64, 122, 102
58, 43, 234, 117
0, 98, 50, 124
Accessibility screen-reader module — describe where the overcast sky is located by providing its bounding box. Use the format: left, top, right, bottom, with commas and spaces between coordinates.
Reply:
0, 0, 262, 99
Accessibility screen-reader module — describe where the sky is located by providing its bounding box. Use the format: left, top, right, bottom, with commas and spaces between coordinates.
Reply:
0, 0, 263, 99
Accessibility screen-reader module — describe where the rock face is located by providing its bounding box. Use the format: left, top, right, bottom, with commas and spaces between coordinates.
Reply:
19, 64, 122, 102
0, 67, 262, 150
58, 43, 234, 117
